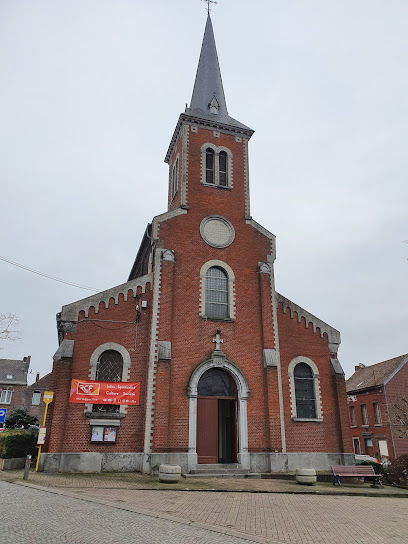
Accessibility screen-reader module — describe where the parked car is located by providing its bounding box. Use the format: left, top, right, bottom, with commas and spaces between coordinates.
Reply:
355, 454, 379, 464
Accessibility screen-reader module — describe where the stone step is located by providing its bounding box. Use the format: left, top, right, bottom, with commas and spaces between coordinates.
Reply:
187, 463, 250, 476
183, 472, 261, 479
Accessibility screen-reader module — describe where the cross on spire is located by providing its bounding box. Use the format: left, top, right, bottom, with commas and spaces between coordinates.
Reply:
212, 329, 224, 351
202, 0, 217, 15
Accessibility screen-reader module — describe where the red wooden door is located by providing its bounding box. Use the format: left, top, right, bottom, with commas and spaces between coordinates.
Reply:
197, 397, 218, 464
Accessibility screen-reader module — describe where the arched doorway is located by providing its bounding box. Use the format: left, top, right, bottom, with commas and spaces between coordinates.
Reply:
196, 368, 238, 464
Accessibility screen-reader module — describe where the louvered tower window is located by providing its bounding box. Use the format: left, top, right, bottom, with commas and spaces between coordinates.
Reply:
206, 148, 215, 184
205, 266, 228, 319
93, 350, 123, 414
219, 151, 228, 187
294, 363, 316, 419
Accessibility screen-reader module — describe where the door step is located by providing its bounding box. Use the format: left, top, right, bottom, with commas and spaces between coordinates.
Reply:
185, 463, 252, 478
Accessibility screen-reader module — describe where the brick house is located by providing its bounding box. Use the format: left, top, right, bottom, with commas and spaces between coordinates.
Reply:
0, 356, 50, 426
43, 15, 353, 474
346, 354, 408, 460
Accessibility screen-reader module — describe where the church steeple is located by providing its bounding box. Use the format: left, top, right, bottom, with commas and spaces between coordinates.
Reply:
165, 14, 253, 165
189, 15, 228, 122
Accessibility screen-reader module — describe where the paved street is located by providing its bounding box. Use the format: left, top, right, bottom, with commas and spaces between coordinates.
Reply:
0, 481, 253, 544
1, 479, 407, 544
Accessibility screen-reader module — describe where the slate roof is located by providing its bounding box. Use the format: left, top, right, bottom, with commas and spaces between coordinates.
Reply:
187, 14, 253, 131
26, 372, 51, 391
0, 358, 30, 385
346, 353, 408, 392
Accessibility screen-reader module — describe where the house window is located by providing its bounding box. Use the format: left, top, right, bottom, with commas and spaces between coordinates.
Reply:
373, 401, 382, 425
32, 391, 41, 405
361, 404, 368, 426
91, 425, 117, 443
353, 437, 361, 455
171, 156, 179, 200
205, 266, 228, 319
349, 405, 356, 426
0, 390, 12, 404
93, 350, 124, 414
294, 363, 316, 419
202, 144, 232, 188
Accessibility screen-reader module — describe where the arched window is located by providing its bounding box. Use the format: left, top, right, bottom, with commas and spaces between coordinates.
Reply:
294, 363, 316, 419
171, 156, 179, 200
218, 151, 228, 187
198, 368, 236, 397
93, 350, 123, 414
205, 148, 215, 184
205, 266, 228, 319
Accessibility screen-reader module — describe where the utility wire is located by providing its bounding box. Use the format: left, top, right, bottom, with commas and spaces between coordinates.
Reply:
0, 255, 99, 292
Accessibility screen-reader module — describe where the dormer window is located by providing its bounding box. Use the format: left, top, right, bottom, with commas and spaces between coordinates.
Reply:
202, 144, 232, 188
209, 95, 219, 115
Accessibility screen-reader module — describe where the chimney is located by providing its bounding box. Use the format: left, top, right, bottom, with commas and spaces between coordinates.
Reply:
35, 372, 40, 382
23, 355, 31, 364
354, 362, 366, 372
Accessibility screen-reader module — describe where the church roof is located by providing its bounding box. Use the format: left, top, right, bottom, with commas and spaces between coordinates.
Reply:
186, 15, 252, 131
165, 15, 253, 163
346, 353, 408, 392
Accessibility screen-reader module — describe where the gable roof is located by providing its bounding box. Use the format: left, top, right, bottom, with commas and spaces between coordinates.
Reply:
0, 358, 30, 385
346, 353, 408, 392
26, 372, 51, 391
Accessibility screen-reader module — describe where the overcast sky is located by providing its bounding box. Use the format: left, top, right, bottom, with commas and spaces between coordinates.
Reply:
1, 0, 407, 383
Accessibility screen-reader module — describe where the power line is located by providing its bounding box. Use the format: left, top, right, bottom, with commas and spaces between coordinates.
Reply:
0, 255, 99, 292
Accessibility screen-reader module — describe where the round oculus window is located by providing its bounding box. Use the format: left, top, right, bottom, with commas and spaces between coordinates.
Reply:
200, 216, 235, 248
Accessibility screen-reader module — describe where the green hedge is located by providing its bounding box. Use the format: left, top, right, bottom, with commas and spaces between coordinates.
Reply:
0, 429, 38, 459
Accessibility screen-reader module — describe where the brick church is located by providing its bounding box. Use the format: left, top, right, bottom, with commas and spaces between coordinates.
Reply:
43, 15, 353, 473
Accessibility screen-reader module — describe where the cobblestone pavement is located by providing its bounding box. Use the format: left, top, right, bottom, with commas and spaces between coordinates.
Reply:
0, 481, 254, 544
59, 487, 408, 544
5, 482, 408, 544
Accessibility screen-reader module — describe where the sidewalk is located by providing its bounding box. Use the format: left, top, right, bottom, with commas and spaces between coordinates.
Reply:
1, 468, 407, 496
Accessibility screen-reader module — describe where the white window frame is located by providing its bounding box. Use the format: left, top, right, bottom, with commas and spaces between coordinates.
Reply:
361, 403, 369, 426
288, 357, 323, 421
200, 143, 233, 188
32, 390, 41, 405
373, 401, 382, 425
349, 405, 356, 427
199, 260, 236, 321
0, 390, 12, 404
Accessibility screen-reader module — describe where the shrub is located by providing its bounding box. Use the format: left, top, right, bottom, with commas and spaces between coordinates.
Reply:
361, 460, 388, 478
388, 454, 408, 486
0, 429, 38, 459
4, 407, 38, 429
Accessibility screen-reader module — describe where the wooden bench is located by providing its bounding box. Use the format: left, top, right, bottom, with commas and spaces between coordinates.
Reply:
331, 465, 383, 487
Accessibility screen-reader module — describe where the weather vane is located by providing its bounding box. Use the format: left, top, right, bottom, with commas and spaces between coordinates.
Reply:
202, 0, 218, 15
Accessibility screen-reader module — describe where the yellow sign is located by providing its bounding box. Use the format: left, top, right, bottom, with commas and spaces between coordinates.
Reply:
43, 391, 54, 404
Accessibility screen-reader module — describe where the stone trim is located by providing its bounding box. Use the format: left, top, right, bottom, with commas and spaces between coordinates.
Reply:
151, 208, 188, 240
85, 343, 132, 417
200, 142, 233, 189
288, 356, 323, 421
278, 293, 341, 344
60, 275, 152, 322
245, 218, 276, 262
181, 124, 189, 207
199, 260, 236, 320
143, 247, 163, 468
169, 152, 180, 206
199, 215, 235, 249
243, 138, 250, 218
187, 355, 249, 468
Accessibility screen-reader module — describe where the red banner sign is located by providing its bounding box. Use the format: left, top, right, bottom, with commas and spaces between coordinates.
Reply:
69, 379, 140, 405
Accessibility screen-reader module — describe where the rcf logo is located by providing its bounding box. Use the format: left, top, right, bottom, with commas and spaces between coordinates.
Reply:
77, 382, 100, 395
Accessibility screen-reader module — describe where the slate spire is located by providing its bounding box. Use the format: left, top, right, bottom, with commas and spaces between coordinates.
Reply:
189, 14, 228, 121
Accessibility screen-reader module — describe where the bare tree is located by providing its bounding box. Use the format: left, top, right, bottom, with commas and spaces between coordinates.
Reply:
393, 396, 408, 439
0, 313, 21, 347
